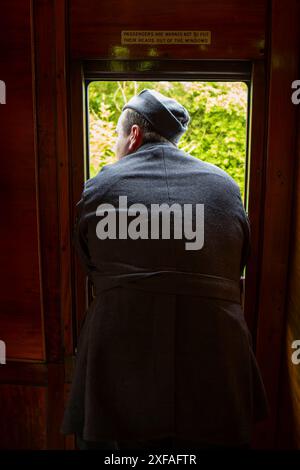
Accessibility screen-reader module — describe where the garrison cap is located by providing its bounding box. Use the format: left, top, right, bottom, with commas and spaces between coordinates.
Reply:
122, 89, 190, 144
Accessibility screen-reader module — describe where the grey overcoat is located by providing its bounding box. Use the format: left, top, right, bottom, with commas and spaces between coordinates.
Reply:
61, 141, 269, 445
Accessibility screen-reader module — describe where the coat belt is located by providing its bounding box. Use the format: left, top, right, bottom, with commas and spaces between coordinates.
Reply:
90, 270, 241, 304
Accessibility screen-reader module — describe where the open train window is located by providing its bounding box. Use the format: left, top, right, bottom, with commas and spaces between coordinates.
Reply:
72, 60, 264, 347
86, 80, 248, 200
84, 61, 251, 207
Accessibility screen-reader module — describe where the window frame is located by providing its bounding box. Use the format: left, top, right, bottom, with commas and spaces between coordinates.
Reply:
69, 59, 266, 351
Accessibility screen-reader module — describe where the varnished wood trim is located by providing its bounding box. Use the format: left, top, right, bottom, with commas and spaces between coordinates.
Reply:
55, 0, 74, 356
244, 60, 268, 342
31, 0, 62, 361
84, 59, 252, 81
47, 363, 65, 449
254, 0, 300, 449
70, 61, 88, 341
0, 361, 48, 385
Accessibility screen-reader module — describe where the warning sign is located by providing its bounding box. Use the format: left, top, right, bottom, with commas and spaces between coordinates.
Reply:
121, 31, 211, 45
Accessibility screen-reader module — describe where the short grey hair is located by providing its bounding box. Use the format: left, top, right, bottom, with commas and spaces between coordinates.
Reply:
121, 108, 172, 145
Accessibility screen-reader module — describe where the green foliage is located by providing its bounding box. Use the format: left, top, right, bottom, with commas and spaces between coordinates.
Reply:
88, 81, 248, 199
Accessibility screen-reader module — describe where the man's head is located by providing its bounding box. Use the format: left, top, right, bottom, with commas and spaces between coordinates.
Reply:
115, 89, 190, 160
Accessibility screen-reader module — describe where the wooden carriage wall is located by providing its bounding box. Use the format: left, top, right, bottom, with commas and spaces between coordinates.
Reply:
0, 0, 299, 449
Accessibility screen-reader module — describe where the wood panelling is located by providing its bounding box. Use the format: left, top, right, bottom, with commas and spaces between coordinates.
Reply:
0, 361, 48, 385
0, 1, 43, 360
277, 107, 300, 448
31, 0, 73, 363
47, 363, 65, 449
64, 383, 76, 449
0, 384, 47, 449
32, 0, 63, 362
70, 0, 267, 60
31, 0, 72, 448
0, 0, 72, 449
253, 0, 300, 449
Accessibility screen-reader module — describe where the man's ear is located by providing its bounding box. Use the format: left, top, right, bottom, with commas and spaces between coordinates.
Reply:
128, 125, 143, 151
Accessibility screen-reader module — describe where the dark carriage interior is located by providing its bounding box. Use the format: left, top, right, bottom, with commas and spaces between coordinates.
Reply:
0, 0, 300, 451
